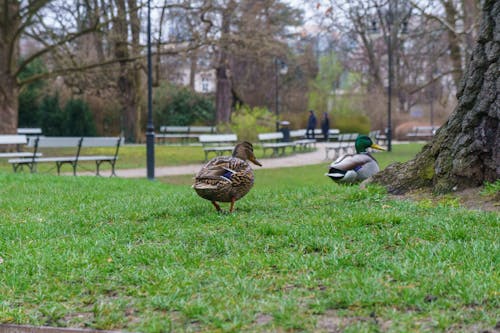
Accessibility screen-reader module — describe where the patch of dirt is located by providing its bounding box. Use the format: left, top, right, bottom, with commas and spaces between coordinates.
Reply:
391, 187, 499, 212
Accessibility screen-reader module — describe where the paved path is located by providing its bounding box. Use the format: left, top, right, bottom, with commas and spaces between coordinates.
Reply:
98, 142, 331, 178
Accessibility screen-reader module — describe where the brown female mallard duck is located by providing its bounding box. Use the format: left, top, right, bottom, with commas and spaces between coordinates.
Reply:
193, 141, 262, 212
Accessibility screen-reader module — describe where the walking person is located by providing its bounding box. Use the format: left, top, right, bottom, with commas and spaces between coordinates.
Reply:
306, 110, 317, 139
321, 112, 330, 141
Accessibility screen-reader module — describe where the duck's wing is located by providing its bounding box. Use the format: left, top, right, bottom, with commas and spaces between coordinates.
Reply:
194, 157, 251, 185
330, 153, 374, 171
195, 157, 233, 180
325, 153, 377, 181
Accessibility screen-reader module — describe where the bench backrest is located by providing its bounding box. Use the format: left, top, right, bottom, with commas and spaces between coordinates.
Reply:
82, 137, 123, 159
159, 126, 190, 133
0, 135, 27, 145
289, 129, 306, 138
199, 134, 237, 144
369, 130, 380, 138
159, 126, 216, 134
189, 126, 216, 133
35, 137, 83, 147
258, 132, 283, 141
82, 137, 123, 147
412, 126, 438, 133
17, 128, 42, 135
329, 129, 340, 135
338, 133, 358, 142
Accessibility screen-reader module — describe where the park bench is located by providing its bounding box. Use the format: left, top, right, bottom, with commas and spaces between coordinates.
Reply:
369, 129, 388, 147
326, 128, 340, 142
407, 126, 438, 140
289, 129, 316, 151
199, 134, 237, 161
8, 136, 123, 176
0, 135, 42, 159
324, 133, 359, 160
157, 125, 216, 144
258, 132, 296, 156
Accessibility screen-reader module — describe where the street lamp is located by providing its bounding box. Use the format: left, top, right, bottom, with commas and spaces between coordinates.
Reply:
275, 58, 288, 132
146, 0, 155, 179
371, 0, 411, 152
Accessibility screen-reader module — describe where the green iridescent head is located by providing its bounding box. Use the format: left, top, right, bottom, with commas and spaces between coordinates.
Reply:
355, 135, 385, 153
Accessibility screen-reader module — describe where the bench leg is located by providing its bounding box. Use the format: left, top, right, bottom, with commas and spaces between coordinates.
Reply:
110, 161, 117, 177
95, 160, 116, 177
12, 163, 22, 173
29, 162, 37, 173
11, 163, 28, 173
95, 161, 102, 176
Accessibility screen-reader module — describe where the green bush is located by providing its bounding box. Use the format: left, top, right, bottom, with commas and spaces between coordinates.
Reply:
39, 94, 65, 136
154, 83, 215, 126
38, 95, 96, 136
18, 58, 46, 127
332, 113, 371, 134
229, 105, 276, 141
63, 98, 97, 136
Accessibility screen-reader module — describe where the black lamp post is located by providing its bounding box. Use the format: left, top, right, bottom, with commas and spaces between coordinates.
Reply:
386, 2, 394, 152
275, 58, 288, 132
370, 0, 410, 152
146, 0, 155, 179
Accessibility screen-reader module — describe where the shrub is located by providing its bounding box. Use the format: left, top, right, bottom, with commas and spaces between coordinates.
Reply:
332, 113, 371, 134
39, 95, 96, 136
18, 58, 46, 127
63, 98, 97, 136
229, 105, 276, 141
154, 83, 215, 126
39, 94, 65, 136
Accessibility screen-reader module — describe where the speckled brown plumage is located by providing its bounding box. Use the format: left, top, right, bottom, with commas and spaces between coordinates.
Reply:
193, 141, 262, 212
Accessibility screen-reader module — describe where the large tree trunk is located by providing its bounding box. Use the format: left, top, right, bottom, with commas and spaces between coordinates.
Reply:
370, 0, 499, 194
0, 1, 20, 135
215, 0, 235, 125
114, 0, 141, 142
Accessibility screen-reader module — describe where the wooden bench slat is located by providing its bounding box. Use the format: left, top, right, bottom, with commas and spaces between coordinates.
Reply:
17, 128, 42, 135
0, 135, 28, 145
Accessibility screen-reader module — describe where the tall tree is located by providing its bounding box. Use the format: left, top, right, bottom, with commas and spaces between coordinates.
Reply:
0, 1, 21, 134
214, 0, 236, 124
369, 0, 499, 193
112, 0, 142, 142
0, 1, 108, 135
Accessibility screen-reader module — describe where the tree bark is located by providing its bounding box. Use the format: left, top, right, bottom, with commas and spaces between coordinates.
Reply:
0, 1, 20, 135
114, 0, 141, 142
369, 0, 499, 194
215, 0, 236, 125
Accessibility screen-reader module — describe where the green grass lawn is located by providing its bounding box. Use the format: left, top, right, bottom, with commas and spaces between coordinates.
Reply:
0, 142, 424, 175
0, 161, 498, 332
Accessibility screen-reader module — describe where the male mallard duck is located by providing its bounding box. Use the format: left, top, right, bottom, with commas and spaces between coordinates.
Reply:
325, 135, 385, 183
193, 141, 262, 212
